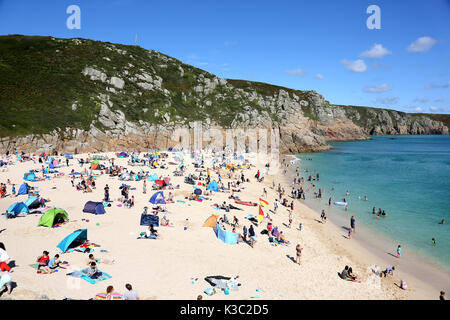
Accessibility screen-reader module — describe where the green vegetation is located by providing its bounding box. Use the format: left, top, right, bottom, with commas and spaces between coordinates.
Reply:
0, 35, 447, 139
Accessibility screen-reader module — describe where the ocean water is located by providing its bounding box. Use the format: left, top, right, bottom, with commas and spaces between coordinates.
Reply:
294, 135, 450, 273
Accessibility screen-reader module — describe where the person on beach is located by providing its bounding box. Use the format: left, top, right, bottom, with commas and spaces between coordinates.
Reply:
347, 267, 361, 282
320, 210, 326, 223
106, 285, 115, 300
146, 224, 158, 239
295, 244, 303, 265
397, 245, 402, 259
36, 251, 53, 274
248, 225, 256, 248
242, 226, 247, 242
348, 228, 352, 239
288, 211, 293, 228
143, 180, 147, 194
86, 262, 102, 279
48, 254, 66, 270
400, 280, 407, 290
298, 223, 302, 231
440, 291, 446, 300
350, 216, 355, 233
123, 283, 139, 300
381, 266, 395, 277
329, 197, 331, 206
104, 184, 110, 201
0, 271, 12, 295
0, 243, 11, 272
340, 266, 350, 280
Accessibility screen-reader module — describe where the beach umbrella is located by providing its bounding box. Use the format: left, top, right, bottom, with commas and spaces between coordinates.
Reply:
194, 188, 202, 195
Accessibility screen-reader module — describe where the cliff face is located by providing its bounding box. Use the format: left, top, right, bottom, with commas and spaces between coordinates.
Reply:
0, 35, 447, 154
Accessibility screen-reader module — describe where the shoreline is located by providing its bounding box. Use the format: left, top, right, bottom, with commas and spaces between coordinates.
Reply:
282, 153, 449, 299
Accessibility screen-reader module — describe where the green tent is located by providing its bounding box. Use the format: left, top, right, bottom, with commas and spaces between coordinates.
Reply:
38, 208, 69, 227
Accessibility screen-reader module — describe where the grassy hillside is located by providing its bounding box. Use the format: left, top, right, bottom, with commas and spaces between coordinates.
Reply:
0, 35, 447, 139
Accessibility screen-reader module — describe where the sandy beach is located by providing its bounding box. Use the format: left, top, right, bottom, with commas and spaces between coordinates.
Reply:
0, 150, 443, 300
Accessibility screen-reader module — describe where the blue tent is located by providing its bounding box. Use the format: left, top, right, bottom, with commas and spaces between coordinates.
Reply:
149, 191, 166, 204
214, 222, 238, 244
18, 183, 29, 195
57, 229, 88, 253
7, 202, 29, 216
147, 173, 158, 181
23, 172, 36, 181
82, 201, 106, 215
24, 196, 42, 209
207, 180, 219, 192
24, 197, 38, 207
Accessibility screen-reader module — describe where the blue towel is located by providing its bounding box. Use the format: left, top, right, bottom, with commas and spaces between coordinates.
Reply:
80, 271, 112, 284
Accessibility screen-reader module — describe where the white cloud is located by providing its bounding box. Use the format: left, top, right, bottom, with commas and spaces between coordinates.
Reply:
403, 105, 423, 112
429, 106, 449, 113
285, 69, 306, 76
315, 73, 324, 80
425, 81, 450, 89
341, 59, 367, 72
407, 36, 437, 52
413, 97, 429, 103
360, 44, 392, 59
363, 83, 392, 93
376, 96, 399, 104
434, 98, 445, 103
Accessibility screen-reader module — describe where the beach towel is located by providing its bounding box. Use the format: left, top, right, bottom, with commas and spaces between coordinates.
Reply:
81, 271, 112, 284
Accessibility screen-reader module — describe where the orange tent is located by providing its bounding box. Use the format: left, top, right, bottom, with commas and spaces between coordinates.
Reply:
202, 214, 219, 228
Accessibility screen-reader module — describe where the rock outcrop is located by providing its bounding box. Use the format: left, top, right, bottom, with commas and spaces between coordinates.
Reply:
0, 35, 448, 155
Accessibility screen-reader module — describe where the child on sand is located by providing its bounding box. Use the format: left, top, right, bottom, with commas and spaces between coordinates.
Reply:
397, 245, 401, 258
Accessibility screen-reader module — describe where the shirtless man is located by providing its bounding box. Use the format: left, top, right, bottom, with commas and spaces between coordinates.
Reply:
295, 244, 303, 265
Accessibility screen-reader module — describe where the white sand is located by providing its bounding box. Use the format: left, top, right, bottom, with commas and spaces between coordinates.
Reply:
0, 151, 439, 300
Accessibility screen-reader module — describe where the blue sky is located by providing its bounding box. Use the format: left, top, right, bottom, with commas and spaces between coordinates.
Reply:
0, 0, 449, 113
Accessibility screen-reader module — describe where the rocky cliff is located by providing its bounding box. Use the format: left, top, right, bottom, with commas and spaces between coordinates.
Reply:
0, 35, 448, 154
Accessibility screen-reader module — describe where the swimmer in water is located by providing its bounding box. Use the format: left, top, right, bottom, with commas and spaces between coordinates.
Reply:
440, 219, 446, 224
364, 196, 368, 201
432, 238, 436, 245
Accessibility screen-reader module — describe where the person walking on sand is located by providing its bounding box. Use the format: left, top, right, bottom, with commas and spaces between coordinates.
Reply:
295, 244, 303, 265
248, 225, 256, 248
143, 180, 147, 194
350, 216, 355, 233
397, 245, 402, 259
288, 211, 293, 228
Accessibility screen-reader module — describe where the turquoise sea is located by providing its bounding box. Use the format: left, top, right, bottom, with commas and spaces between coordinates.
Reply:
295, 135, 450, 273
